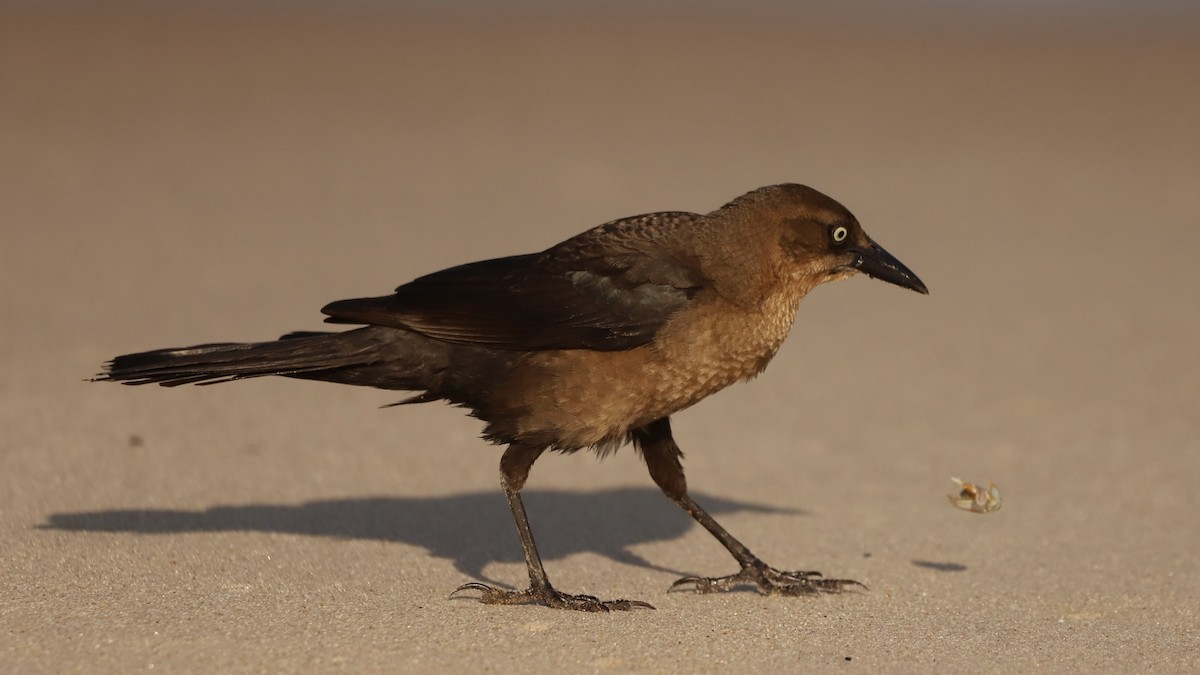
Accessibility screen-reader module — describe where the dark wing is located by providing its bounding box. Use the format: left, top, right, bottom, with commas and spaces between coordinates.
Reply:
321, 212, 708, 351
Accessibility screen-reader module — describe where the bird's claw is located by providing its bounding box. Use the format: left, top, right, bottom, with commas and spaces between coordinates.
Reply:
670, 563, 866, 595
452, 581, 654, 612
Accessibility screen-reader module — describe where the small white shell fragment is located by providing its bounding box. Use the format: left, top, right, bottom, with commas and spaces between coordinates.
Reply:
947, 477, 1002, 514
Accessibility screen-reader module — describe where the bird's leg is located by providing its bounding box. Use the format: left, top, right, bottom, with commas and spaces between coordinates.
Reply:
633, 418, 864, 596
452, 443, 653, 611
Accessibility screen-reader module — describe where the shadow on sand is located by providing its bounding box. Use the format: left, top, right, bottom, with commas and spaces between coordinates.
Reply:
911, 559, 968, 572
41, 488, 801, 585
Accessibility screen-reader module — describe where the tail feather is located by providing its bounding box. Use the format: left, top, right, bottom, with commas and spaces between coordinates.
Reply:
96, 331, 381, 387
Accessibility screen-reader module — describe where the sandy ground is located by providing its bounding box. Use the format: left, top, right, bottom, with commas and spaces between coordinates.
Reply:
2, 4, 1198, 673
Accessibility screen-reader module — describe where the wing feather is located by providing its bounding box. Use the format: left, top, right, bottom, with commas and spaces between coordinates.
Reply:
322, 212, 708, 351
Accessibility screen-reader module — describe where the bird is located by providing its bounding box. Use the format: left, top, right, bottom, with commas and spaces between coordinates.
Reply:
95, 183, 928, 611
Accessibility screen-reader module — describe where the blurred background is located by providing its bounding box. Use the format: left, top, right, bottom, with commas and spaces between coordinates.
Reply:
4, 0, 1196, 473
2, 1, 1198, 671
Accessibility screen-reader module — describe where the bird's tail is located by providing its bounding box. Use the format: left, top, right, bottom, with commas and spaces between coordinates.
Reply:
95, 329, 396, 387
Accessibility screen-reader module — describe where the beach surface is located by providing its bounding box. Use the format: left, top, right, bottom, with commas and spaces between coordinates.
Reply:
2, 4, 1197, 672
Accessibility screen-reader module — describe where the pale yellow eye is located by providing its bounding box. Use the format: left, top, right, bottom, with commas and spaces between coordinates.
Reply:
832, 226, 849, 243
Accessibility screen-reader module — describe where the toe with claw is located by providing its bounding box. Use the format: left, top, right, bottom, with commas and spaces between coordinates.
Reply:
452, 582, 655, 612
670, 562, 866, 596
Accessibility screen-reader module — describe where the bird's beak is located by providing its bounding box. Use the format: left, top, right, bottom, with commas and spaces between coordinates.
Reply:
848, 239, 928, 294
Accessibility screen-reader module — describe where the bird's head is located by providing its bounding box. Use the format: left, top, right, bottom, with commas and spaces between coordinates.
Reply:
753, 184, 929, 295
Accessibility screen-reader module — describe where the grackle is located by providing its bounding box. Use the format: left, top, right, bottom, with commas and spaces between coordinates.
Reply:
96, 184, 927, 611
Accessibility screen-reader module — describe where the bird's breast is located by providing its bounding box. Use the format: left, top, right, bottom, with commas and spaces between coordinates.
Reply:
489, 284, 809, 450
649, 285, 807, 405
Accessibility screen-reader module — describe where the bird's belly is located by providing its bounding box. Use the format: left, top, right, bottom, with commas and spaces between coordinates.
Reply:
494, 292, 803, 450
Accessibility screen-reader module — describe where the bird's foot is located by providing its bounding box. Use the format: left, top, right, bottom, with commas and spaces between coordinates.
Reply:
670, 561, 865, 596
452, 581, 655, 612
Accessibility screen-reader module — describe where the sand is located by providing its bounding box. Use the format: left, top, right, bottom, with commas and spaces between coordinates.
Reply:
2, 4, 1197, 672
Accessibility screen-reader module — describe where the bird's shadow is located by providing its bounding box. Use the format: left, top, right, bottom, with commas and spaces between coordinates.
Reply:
39, 488, 799, 586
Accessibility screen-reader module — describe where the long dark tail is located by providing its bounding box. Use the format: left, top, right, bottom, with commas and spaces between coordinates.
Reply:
95, 327, 438, 390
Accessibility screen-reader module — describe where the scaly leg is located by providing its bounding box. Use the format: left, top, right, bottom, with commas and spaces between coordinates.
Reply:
632, 418, 864, 595
453, 443, 654, 611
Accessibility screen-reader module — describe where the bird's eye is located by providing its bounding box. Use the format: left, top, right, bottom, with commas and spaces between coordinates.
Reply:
831, 226, 849, 243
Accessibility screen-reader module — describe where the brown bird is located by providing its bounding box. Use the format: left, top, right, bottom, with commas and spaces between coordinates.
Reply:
96, 184, 927, 611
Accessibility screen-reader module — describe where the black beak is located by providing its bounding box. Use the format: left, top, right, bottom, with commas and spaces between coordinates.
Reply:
849, 239, 928, 294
